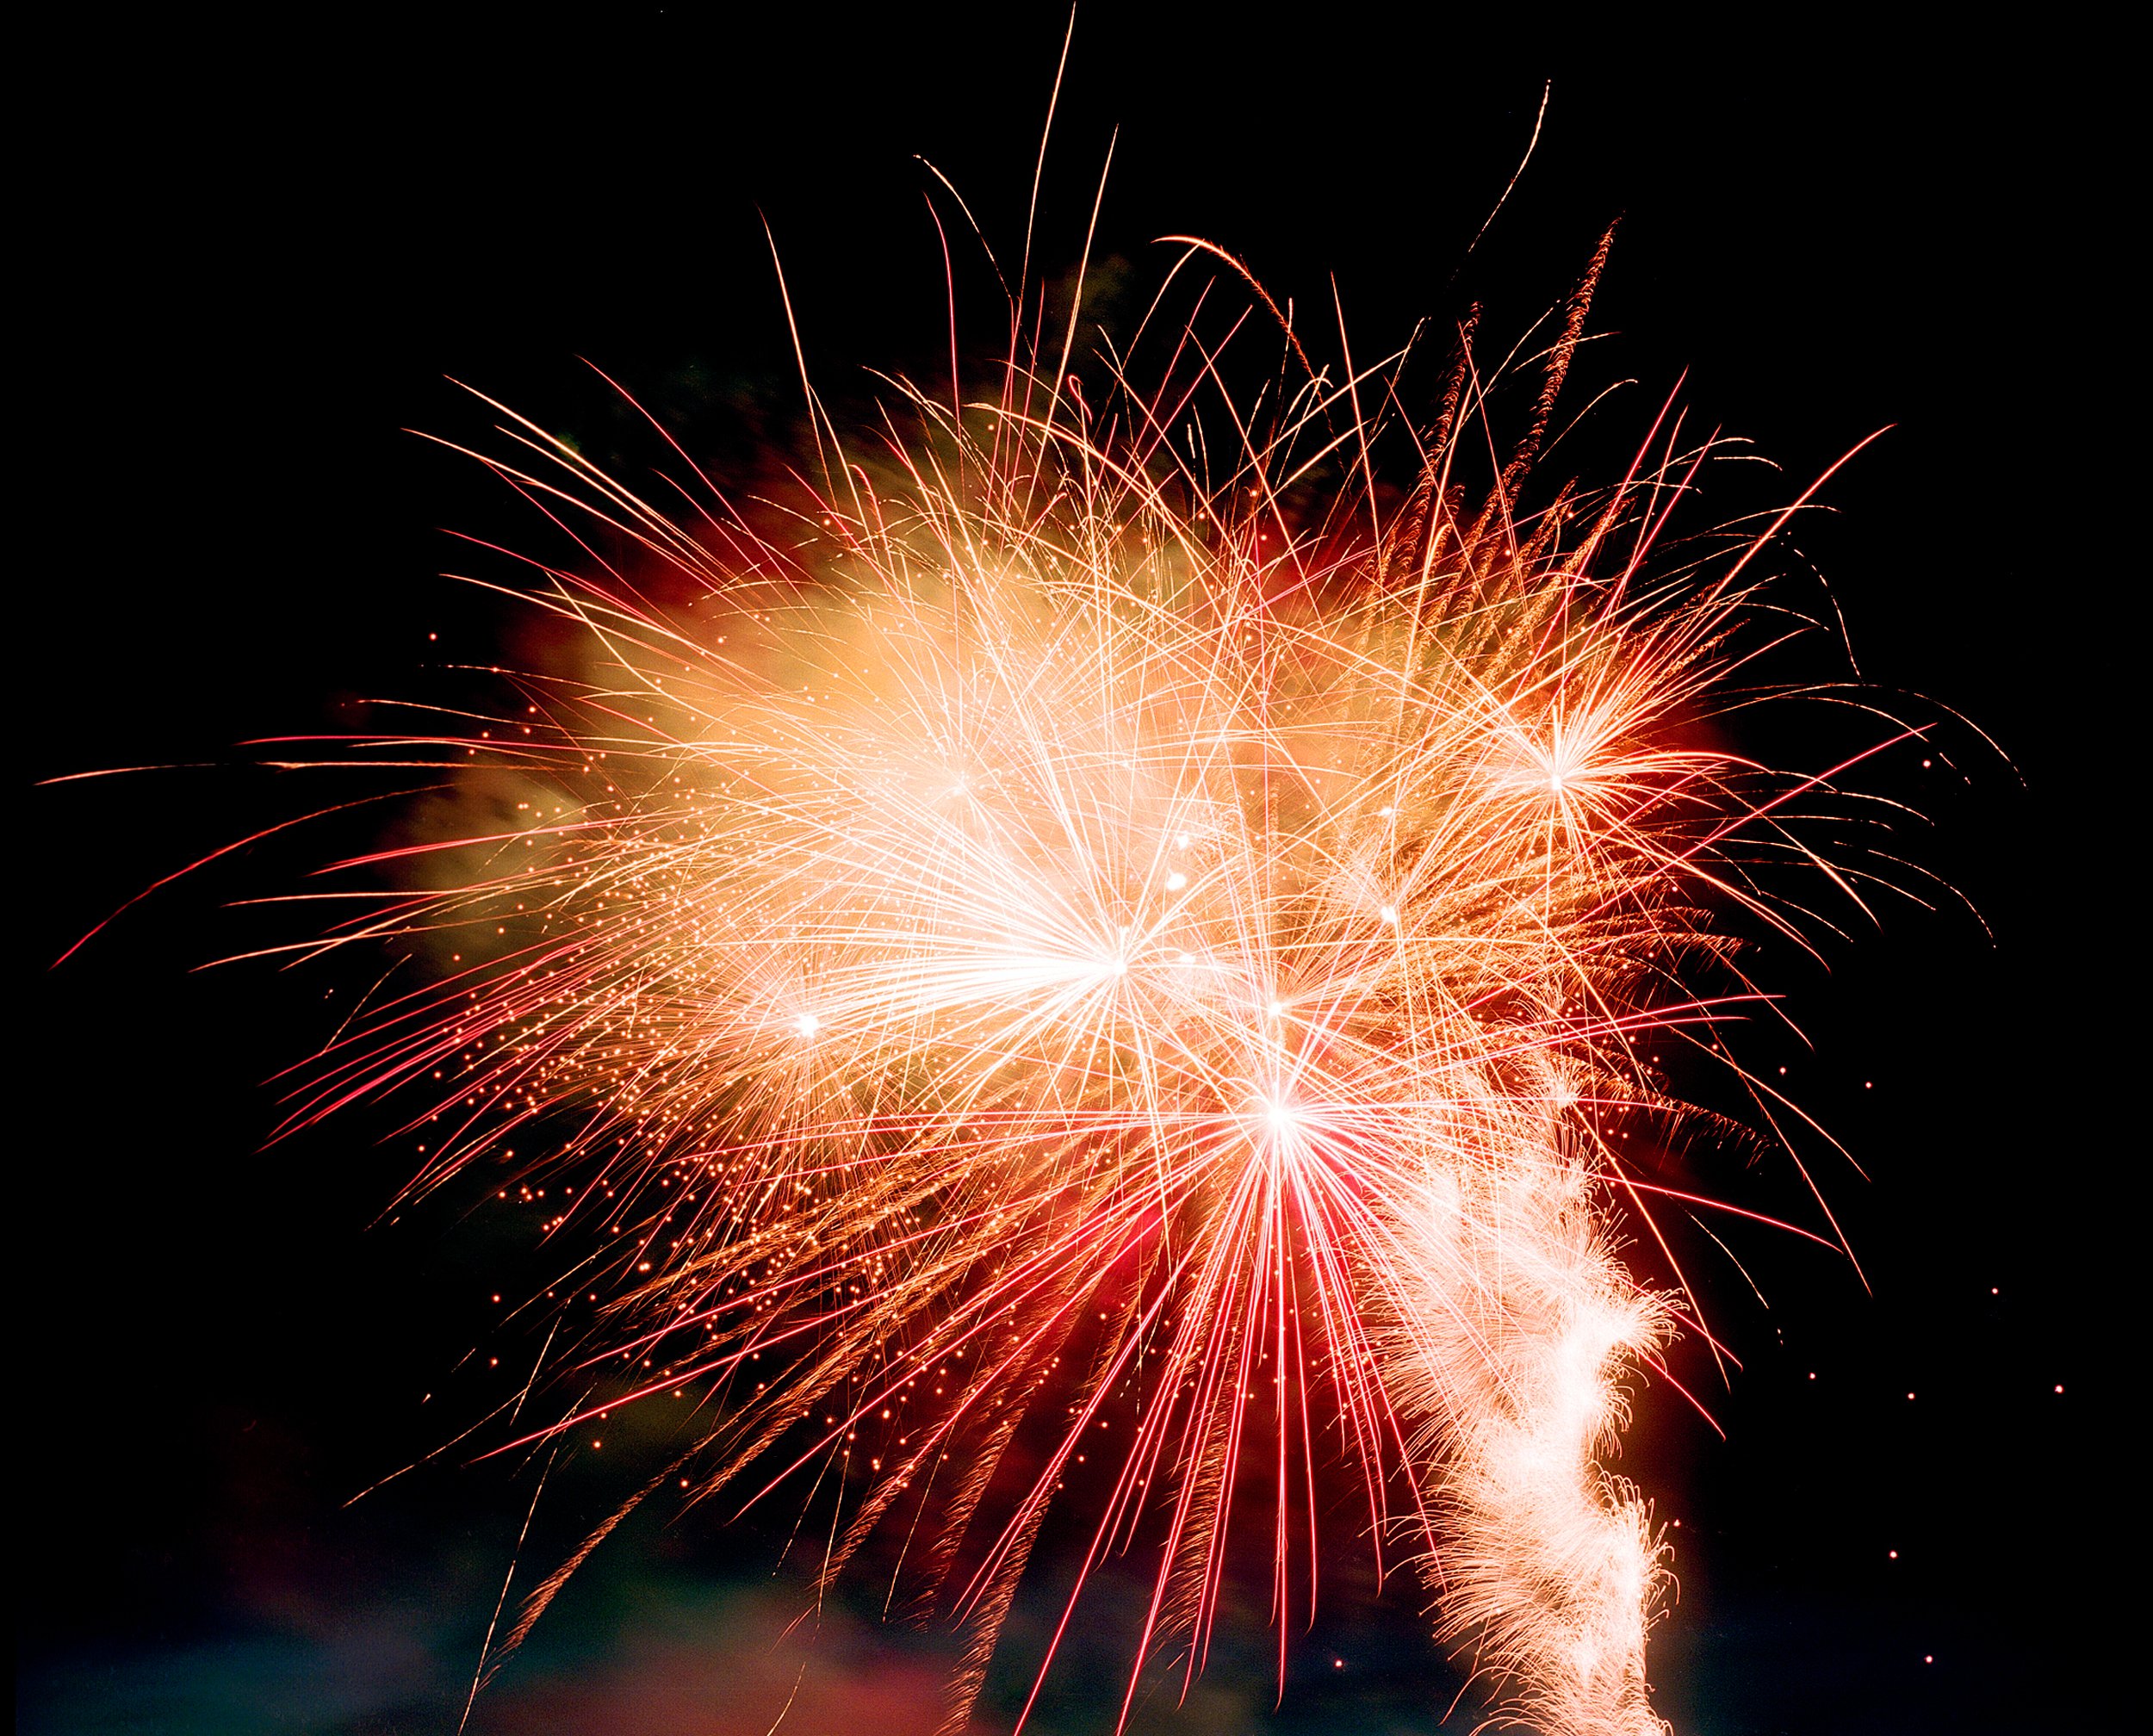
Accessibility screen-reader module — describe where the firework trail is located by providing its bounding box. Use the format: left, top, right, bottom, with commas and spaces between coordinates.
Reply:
251, 237, 1890, 1733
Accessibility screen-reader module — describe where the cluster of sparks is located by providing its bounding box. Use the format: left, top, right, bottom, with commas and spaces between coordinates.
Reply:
265, 247, 1891, 1735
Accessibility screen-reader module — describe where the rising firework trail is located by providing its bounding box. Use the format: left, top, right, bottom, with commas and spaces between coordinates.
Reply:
230, 214, 1908, 1735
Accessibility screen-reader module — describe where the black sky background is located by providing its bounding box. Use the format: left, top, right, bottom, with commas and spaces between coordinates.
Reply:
22, 9, 2126, 1733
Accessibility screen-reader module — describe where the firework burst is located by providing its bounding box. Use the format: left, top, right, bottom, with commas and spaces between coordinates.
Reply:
248, 235, 1898, 1734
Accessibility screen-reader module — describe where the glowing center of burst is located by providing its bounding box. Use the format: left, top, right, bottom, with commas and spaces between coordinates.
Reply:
794, 1013, 821, 1036
1539, 743, 1587, 795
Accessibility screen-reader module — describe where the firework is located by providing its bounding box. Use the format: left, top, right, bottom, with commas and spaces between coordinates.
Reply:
253, 238, 1892, 1734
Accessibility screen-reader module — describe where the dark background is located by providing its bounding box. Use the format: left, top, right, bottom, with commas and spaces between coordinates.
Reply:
22, 8, 2123, 1733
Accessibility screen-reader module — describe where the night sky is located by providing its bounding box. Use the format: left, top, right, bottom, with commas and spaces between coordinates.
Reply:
23, 11, 2122, 1734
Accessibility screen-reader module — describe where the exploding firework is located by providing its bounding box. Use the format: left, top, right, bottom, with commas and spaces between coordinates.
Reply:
239, 227, 1904, 1736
